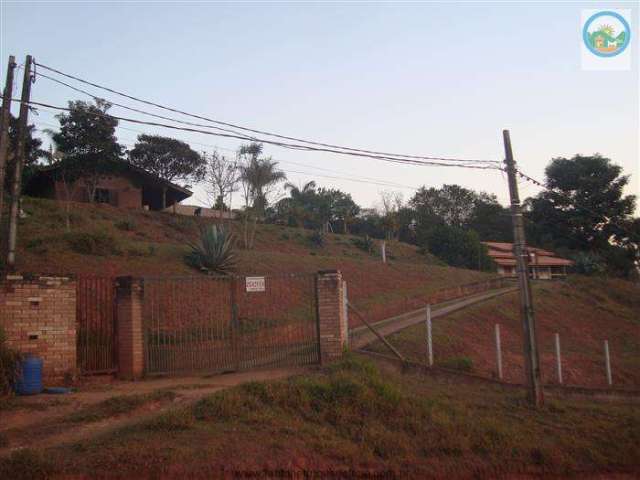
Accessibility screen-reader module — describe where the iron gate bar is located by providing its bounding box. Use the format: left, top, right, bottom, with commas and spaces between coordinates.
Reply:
142, 273, 319, 376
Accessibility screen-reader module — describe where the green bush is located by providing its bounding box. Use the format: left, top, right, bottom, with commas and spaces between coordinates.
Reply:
351, 235, 374, 254
0, 327, 21, 397
64, 231, 122, 256
115, 218, 137, 231
185, 225, 236, 274
308, 230, 325, 247
439, 356, 474, 372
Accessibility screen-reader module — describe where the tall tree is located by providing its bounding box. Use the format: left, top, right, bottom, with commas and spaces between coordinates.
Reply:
204, 151, 239, 216
238, 143, 286, 249
129, 134, 205, 209
283, 180, 317, 227
526, 154, 637, 276
410, 184, 477, 228
5, 114, 49, 194
51, 99, 124, 203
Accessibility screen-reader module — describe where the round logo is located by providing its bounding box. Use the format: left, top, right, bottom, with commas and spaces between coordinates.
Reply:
583, 11, 630, 58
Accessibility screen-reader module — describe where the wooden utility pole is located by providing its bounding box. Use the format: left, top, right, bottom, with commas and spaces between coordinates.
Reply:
503, 129, 544, 408
0, 55, 17, 227
7, 55, 33, 269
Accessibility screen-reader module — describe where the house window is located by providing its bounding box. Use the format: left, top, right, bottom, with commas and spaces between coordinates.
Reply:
94, 188, 111, 204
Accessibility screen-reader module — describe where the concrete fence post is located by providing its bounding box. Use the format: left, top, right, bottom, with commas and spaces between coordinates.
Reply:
495, 324, 503, 380
604, 340, 612, 386
116, 276, 145, 379
316, 270, 347, 365
426, 304, 433, 367
554, 333, 563, 384
342, 280, 349, 347
381, 241, 386, 263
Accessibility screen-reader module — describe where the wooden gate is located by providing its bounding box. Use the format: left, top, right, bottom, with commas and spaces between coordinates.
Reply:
142, 274, 319, 375
76, 276, 118, 374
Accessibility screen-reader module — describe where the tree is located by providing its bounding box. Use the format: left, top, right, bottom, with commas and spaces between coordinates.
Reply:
204, 151, 239, 217
238, 143, 286, 249
425, 224, 495, 271
467, 192, 512, 242
51, 100, 124, 203
526, 154, 637, 276
379, 191, 403, 240
410, 184, 477, 228
129, 134, 205, 209
283, 180, 317, 227
5, 114, 49, 194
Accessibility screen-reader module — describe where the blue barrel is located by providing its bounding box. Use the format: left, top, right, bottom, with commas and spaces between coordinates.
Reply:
15, 356, 44, 395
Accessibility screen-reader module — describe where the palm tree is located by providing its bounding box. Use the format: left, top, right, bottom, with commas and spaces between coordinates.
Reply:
284, 180, 316, 227
239, 144, 286, 249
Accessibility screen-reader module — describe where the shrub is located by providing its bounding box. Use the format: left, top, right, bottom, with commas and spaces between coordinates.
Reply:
351, 235, 374, 254
0, 327, 21, 397
571, 252, 606, 276
308, 230, 325, 247
439, 356, 474, 372
185, 225, 236, 274
64, 231, 121, 256
115, 218, 137, 231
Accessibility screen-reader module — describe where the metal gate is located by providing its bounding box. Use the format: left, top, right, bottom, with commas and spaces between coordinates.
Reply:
143, 273, 319, 375
76, 276, 118, 374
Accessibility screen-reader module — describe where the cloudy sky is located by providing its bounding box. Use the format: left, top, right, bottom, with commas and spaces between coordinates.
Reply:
1, 1, 638, 210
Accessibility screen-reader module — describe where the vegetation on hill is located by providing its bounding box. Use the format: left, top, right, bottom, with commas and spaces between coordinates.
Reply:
16, 196, 492, 323
366, 276, 640, 388
2, 354, 637, 478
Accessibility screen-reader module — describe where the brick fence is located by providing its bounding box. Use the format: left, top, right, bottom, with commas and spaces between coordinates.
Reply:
0, 274, 77, 381
0, 270, 350, 382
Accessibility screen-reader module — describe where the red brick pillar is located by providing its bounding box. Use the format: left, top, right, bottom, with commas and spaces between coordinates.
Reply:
116, 276, 144, 379
316, 270, 347, 364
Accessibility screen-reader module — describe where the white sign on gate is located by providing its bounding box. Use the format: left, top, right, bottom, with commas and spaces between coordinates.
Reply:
245, 276, 266, 292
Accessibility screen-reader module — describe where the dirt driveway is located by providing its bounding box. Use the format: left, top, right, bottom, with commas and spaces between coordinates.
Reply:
1, 366, 307, 455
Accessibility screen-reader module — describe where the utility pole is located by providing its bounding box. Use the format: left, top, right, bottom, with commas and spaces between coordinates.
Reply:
7, 55, 33, 269
0, 55, 16, 229
503, 129, 544, 408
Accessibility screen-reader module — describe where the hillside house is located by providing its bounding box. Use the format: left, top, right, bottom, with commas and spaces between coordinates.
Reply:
483, 241, 573, 279
163, 204, 236, 219
25, 162, 192, 211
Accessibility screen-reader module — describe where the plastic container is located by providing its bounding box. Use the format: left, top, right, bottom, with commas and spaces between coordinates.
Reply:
15, 356, 44, 395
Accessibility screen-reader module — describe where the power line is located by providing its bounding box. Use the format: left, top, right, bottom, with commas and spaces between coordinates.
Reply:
33, 119, 422, 191
34, 61, 501, 166
5, 95, 504, 171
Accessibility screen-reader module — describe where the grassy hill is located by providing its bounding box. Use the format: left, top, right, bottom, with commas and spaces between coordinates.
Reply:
366, 277, 640, 388
13, 197, 492, 322
1, 354, 638, 479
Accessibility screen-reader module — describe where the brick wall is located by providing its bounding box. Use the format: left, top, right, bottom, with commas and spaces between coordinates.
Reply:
316, 270, 347, 364
54, 174, 142, 209
116, 276, 145, 379
0, 274, 77, 380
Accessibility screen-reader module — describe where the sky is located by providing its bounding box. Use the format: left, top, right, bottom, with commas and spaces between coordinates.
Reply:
1, 1, 638, 211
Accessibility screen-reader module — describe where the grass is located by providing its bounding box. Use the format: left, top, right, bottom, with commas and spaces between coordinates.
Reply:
3, 354, 638, 478
65, 391, 177, 423
16, 196, 493, 324
365, 277, 640, 388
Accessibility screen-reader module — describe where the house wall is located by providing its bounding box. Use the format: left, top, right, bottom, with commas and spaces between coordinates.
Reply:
164, 204, 236, 219
0, 274, 77, 381
53, 175, 142, 209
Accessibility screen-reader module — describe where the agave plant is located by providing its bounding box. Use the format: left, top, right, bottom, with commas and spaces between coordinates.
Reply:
186, 224, 236, 274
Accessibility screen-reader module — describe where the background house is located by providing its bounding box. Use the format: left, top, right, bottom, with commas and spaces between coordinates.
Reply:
483, 241, 573, 279
25, 163, 192, 211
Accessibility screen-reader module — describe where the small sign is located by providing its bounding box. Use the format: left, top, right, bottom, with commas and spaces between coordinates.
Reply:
245, 276, 266, 292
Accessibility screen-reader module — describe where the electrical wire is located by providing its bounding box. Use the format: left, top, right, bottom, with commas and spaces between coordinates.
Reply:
5, 95, 504, 171
34, 61, 501, 166
33, 119, 422, 191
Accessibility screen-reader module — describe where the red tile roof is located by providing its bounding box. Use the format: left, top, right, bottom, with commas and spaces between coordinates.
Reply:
483, 242, 573, 267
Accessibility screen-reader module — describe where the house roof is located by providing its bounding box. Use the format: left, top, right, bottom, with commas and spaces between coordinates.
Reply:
483, 242, 573, 267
